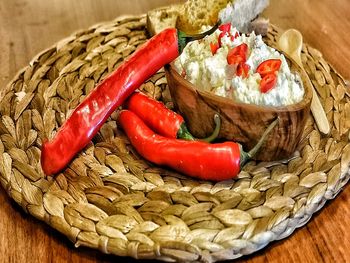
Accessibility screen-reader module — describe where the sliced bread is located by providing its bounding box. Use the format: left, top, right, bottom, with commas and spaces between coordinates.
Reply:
176, 0, 231, 34
146, 4, 181, 36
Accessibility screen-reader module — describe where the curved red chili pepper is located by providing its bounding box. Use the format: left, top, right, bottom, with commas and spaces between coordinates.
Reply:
41, 25, 220, 176
125, 92, 220, 142
118, 110, 278, 181
125, 92, 183, 139
118, 110, 240, 181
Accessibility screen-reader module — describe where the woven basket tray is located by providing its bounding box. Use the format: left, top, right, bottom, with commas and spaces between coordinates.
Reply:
1, 14, 349, 262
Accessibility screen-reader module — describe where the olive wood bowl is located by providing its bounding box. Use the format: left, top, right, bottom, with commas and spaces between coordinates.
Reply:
165, 53, 312, 161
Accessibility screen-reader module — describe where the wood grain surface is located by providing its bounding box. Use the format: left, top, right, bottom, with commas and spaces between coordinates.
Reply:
0, 0, 349, 262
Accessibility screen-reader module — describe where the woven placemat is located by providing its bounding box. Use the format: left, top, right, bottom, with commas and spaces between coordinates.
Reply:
1, 14, 349, 262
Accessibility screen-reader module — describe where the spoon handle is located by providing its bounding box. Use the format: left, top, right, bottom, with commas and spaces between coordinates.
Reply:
308, 75, 331, 134
292, 51, 330, 134
278, 29, 330, 135
293, 52, 330, 134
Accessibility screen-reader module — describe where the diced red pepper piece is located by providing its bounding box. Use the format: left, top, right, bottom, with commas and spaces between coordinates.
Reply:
230, 31, 240, 41
210, 42, 220, 55
219, 23, 231, 33
260, 73, 277, 93
256, 59, 282, 77
236, 63, 250, 78
227, 43, 248, 65
218, 23, 235, 46
227, 55, 245, 65
218, 31, 227, 46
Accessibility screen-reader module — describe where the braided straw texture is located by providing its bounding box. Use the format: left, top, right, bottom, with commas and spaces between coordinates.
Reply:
0, 15, 349, 262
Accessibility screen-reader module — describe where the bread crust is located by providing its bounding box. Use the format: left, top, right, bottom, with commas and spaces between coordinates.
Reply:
177, 0, 230, 34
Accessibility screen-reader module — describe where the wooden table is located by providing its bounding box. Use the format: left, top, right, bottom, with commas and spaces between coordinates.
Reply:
0, 0, 349, 262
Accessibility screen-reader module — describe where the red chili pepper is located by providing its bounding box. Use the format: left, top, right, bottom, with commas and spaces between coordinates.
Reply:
260, 73, 278, 93
41, 24, 219, 176
227, 43, 248, 65
256, 59, 282, 77
125, 92, 220, 142
118, 110, 278, 181
210, 42, 220, 55
236, 62, 250, 78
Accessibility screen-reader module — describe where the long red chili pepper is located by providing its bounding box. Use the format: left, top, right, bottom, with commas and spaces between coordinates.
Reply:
118, 110, 278, 181
125, 92, 220, 142
41, 25, 219, 176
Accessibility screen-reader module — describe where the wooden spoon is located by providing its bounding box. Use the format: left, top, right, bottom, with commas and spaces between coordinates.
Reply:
278, 29, 330, 135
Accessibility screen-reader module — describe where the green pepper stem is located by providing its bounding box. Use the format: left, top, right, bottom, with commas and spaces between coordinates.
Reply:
200, 114, 221, 143
177, 114, 221, 143
177, 21, 220, 53
240, 117, 279, 167
177, 123, 195, 141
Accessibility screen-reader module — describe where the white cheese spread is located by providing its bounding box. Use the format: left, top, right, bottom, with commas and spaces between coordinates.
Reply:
174, 27, 304, 107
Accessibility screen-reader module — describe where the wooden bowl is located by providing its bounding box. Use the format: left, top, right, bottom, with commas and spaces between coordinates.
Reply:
165, 54, 312, 161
